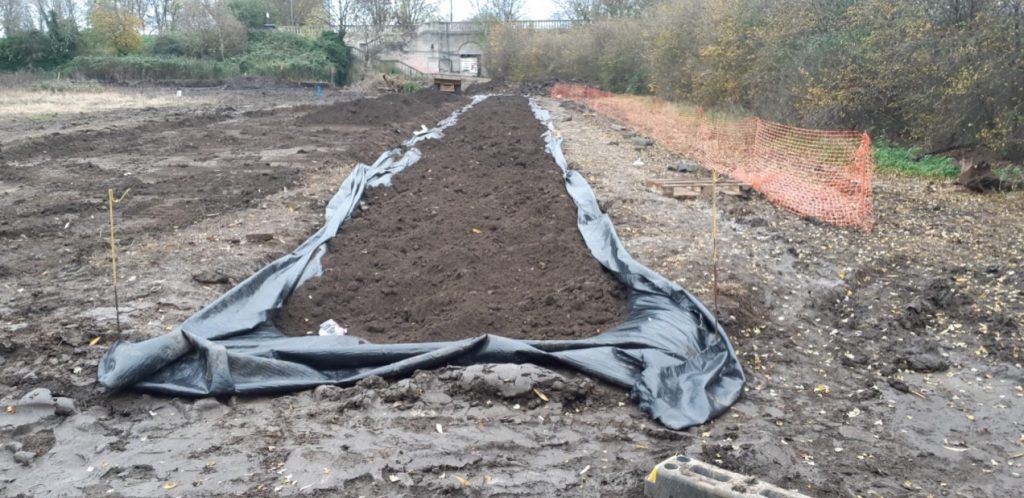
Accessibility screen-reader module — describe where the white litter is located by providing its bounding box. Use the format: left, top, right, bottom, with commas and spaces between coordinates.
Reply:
318, 319, 348, 336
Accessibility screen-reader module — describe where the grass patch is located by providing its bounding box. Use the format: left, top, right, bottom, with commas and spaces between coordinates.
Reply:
66, 55, 239, 82
0, 71, 102, 92
995, 164, 1024, 184
873, 143, 960, 178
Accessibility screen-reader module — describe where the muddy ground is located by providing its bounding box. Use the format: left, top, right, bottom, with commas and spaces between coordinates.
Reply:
0, 85, 670, 498
0, 81, 1020, 498
544, 97, 1023, 497
277, 96, 627, 341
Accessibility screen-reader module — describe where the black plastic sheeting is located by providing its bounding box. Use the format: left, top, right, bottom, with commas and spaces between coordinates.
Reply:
98, 96, 745, 430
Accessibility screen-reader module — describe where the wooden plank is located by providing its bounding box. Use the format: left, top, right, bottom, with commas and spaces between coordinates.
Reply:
646, 177, 751, 201
671, 186, 700, 198
647, 178, 744, 186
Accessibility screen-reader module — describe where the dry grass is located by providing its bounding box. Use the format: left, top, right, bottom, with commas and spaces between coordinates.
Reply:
0, 74, 190, 119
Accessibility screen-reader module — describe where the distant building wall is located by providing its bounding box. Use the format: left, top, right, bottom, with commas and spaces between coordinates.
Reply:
281, 20, 580, 77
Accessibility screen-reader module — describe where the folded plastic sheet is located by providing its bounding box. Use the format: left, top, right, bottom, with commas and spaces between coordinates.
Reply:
98, 96, 744, 429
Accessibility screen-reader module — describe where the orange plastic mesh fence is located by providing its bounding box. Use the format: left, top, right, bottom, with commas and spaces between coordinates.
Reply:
551, 83, 874, 231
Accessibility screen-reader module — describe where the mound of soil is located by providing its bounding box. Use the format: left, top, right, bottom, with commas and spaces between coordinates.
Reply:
465, 79, 557, 96
276, 96, 628, 341
297, 89, 467, 127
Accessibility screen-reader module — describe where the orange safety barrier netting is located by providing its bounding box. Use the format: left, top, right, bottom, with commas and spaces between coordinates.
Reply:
551, 84, 874, 232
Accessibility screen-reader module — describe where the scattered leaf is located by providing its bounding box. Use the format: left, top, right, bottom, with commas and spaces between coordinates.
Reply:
388, 474, 399, 482
454, 475, 471, 487
89, 336, 101, 346
471, 228, 481, 234
436, 423, 443, 434
5, 405, 15, 414
533, 388, 549, 402
161, 482, 177, 490
579, 465, 591, 475
814, 384, 831, 395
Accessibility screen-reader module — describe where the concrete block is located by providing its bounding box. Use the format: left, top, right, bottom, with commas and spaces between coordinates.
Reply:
644, 455, 808, 498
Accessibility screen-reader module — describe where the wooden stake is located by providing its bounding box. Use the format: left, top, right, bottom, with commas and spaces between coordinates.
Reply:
711, 169, 720, 317
107, 189, 121, 334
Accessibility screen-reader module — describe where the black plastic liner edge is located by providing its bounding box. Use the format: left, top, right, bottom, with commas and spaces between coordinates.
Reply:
97, 95, 745, 430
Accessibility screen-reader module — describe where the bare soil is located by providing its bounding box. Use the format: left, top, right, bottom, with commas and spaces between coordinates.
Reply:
296, 89, 466, 127
0, 86, 667, 497
277, 96, 628, 341
0, 82, 1021, 498
544, 97, 1024, 497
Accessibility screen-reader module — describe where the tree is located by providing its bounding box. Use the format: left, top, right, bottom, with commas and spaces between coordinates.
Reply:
150, 0, 181, 31
229, 0, 280, 28
1, 0, 32, 36
315, 29, 350, 83
0, 9, 79, 69
175, 0, 247, 59
352, 0, 392, 28
394, 0, 434, 27
556, 0, 652, 20
394, 0, 434, 38
332, 0, 354, 26
556, 0, 598, 21
44, 8, 78, 57
347, 0, 394, 61
30, 0, 80, 30
472, 0, 523, 21
88, 2, 143, 54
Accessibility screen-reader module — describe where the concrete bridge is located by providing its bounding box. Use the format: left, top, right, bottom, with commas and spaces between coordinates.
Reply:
279, 20, 580, 78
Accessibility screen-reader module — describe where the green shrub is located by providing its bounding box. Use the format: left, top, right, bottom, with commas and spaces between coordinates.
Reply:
873, 144, 960, 178
64, 29, 351, 85
314, 31, 351, 85
229, 0, 284, 29
234, 30, 344, 83
486, 0, 1024, 162
151, 34, 188, 57
483, 21, 647, 95
65, 55, 239, 82
0, 12, 80, 71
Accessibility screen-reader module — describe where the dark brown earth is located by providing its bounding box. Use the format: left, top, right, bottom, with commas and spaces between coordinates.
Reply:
2, 86, 667, 497
0, 87, 471, 401
296, 89, 466, 127
276, 96, 629, 341
3, 81, 1022, 497
465, 78, 556, 96
294, 89, 468, 165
